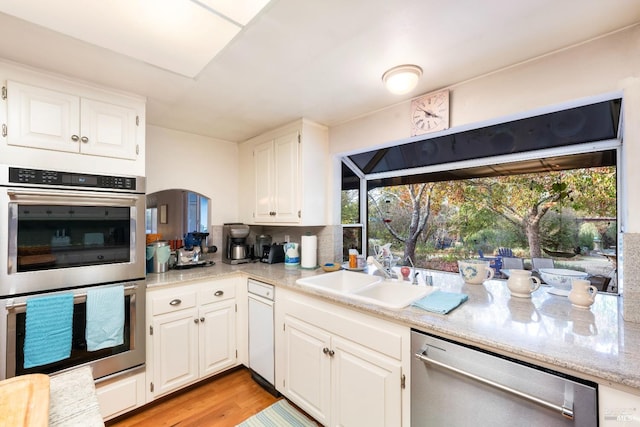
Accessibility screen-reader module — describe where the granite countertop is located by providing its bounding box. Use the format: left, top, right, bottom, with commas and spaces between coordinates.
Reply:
146, 262, 640, 392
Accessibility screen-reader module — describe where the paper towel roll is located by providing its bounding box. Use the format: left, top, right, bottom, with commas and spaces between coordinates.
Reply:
301, 235, 318, 269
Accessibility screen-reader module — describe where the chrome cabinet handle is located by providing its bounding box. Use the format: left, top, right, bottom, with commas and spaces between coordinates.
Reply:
328, 350, 335, 357
322, 348, 335, 357
200, 317, 205, 322
81, 136, 89, 143
414, 352, 574, 419
169, 299, 182, 306
214, 290, 224, 297
269, 211, 276, 216
194, 318, 199, 324
71, 135, 79, 142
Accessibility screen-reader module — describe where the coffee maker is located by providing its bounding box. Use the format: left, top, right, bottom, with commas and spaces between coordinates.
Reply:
222, 223, 251, 264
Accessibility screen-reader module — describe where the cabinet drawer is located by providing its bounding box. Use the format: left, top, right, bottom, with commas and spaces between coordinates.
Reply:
199, 280, 236, 305
152, 290, 197, 316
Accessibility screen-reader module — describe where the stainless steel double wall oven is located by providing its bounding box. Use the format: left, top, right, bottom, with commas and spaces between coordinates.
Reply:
0, 165, 146, 380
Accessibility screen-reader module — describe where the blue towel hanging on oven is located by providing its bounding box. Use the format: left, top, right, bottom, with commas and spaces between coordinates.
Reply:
24, 293, 74, 369
86, 285, 124, 351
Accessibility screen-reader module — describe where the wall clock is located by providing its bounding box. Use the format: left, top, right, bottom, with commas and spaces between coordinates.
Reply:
410, 89, 450, 136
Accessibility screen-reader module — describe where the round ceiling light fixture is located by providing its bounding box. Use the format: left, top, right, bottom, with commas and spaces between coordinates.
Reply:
381, 64, 422, 95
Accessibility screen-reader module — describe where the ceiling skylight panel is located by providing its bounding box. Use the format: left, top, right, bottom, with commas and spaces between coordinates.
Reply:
0, 0, 271, 78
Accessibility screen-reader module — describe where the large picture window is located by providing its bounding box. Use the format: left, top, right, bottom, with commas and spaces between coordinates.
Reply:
341, 97, 621, 293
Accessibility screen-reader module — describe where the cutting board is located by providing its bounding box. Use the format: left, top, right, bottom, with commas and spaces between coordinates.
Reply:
0, 374, 50, 426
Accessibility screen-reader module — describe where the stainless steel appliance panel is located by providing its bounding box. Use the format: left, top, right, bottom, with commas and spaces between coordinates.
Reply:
4, 280, 145, 380
0, 166, 145, 296
411, 330, 597, 426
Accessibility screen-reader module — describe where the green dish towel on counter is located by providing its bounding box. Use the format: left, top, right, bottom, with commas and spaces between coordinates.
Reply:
412, 290, 468, 314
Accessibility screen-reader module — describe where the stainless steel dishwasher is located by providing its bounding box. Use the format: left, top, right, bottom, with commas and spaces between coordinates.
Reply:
247, 279, 278, 396
411, 330, 597, 426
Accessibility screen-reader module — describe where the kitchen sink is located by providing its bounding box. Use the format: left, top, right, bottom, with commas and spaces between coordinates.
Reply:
296, 270, 434, 309
296, 270, 382, 294
353, 280, 435, 309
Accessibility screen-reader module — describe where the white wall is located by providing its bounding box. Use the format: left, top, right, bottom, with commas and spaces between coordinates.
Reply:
145, 125, 239, 226
329, 25, 640, 231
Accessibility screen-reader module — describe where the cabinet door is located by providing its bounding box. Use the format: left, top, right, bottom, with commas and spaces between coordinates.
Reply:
331, 336, 402, 427
283, 315, 331, 425
152, 309, 199, 397
273, 131, 299, 222
7, 80, 80, 152
80, 98, 138, 159
254, 139, 275, 222
199, 299, 237, 377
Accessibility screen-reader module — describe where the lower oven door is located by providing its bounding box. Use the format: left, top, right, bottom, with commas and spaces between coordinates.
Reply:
3, 280, 145, 380
411, 330, 598, 426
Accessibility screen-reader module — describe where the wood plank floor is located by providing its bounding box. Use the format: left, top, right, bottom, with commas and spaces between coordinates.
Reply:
107, 368, 279, 427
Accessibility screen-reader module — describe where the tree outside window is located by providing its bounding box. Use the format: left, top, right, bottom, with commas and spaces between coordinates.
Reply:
366, 166, 616, 280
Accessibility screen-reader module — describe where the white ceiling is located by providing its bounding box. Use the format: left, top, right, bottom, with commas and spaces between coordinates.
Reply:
0, 0, 639, 143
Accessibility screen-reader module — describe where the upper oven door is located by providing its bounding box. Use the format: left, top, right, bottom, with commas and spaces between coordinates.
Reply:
1, 187, 145, 296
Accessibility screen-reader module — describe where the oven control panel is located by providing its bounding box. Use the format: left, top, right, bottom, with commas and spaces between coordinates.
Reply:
8, 167, 138, 191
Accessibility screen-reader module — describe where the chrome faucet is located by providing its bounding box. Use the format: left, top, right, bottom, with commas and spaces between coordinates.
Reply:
405, 256, 419, 285
367, 256, 396, 280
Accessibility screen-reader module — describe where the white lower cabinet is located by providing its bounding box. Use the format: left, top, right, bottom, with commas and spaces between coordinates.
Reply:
277, 288, 409, 427
147, 278, 238, 400
95, 368, 146, 421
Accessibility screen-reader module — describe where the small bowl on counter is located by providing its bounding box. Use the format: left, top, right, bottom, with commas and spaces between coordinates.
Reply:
321, 262, 342, 272
538, 268, 589, 296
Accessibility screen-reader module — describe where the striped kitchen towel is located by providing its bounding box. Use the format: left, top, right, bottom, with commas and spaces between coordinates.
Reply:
412, 290, 469, 314
24, 293, 74, 368
86, 285, 124, 351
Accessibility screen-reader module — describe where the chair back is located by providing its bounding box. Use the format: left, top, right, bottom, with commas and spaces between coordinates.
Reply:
532, 257, 555, 271
498, 247, 514, 257
501, 256, 524, 270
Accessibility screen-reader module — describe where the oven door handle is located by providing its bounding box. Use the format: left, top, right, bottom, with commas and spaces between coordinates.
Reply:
7, 188, 140, 206
414, 352, 574, 419
4, 284, 139, 313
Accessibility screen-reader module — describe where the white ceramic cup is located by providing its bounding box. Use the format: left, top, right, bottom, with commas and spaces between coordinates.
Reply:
507, 269, 541, 298
569, 278, 598, 309
458, 259, 495, 285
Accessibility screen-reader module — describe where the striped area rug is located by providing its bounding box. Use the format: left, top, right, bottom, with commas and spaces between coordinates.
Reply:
237, 399, 317, 427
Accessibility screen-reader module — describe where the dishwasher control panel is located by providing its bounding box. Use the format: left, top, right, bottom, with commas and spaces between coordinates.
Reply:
248, 280, 274, 301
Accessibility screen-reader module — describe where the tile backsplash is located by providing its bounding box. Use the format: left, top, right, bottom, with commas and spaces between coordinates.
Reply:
206, 224, 343, 265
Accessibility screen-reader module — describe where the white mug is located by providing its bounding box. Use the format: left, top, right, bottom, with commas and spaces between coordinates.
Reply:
458, 259, 495, 285
507, 269, 541, 298
568, 279, 598, 309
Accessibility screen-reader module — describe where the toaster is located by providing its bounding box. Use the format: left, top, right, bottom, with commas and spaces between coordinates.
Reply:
261, 244, 285, 264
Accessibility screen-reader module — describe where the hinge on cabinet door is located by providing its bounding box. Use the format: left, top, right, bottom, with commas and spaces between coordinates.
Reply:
235, 303, 237, 313
401, 374, 406, 389
297, 133, 301, 143
136, 144, 139, 155
283, 323, 286, 331
150, 382, 154, 392
149, 325, 153, 335
235, 350, 238, 358
136, 115, 139, 126
298, 210, 301, 218
2, 124, 6, 138
1, 86, 6, 100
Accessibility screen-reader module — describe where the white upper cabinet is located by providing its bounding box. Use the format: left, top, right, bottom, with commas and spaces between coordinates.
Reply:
240, 119, 328, 226
7, 80, 139, 160
0, 60, 146, 176
253, 131, 299, 223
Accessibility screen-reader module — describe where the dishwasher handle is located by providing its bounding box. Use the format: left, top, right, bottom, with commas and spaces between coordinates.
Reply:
414, 352, 574, 420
